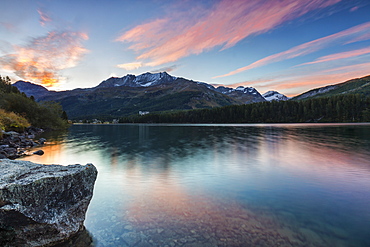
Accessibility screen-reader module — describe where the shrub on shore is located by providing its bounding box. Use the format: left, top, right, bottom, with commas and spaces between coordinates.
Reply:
0, 109, 30, 133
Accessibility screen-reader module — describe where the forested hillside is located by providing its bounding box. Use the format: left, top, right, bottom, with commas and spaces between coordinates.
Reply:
292, 75, 370, 100
120, 94, 370, 123
0, 76, 68, 130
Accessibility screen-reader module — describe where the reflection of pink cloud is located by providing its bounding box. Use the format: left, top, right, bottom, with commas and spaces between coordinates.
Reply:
116, 0, 341, 67
300, 46, 370, 65
215, 21, 370, 78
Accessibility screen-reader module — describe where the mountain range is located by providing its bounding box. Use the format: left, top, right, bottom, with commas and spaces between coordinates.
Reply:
13, 72, 370, 120
13, 72, 273, 119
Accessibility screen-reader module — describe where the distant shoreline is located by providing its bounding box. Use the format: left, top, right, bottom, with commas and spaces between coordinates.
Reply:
71, 122, 370, 127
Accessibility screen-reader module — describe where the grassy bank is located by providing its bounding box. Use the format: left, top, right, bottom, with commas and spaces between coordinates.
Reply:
0, 109, 30, 134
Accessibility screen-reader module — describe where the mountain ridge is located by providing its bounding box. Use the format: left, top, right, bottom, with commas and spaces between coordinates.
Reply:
292, 75, 370, 100
96, 72, 177, 88
15, 72, 267, 119
13, 72, 278, 103
16, 72, 370, 120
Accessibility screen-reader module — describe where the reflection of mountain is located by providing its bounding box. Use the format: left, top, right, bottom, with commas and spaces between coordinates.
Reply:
280, 124, 370, 152
26, 124, 370, 177
67, 125, 264, 160
58, 124, 370, 165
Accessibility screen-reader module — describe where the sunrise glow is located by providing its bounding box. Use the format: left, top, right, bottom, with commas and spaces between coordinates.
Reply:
0, 0, 369, 95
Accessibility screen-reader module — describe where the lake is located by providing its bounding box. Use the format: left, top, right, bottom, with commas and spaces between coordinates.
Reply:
20, 123, 370, 247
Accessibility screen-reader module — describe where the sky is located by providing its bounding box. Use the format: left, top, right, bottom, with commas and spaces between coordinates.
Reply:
1, 0, 370, 96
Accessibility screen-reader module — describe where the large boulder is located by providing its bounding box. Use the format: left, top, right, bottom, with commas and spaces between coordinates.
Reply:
0, 160, 98, 246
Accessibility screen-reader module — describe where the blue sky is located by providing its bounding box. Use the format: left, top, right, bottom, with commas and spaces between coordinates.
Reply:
1, 0, 369, 96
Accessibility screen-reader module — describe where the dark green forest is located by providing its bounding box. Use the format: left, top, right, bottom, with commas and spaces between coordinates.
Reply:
0, 76, 69, 130
120, 94, 370, 123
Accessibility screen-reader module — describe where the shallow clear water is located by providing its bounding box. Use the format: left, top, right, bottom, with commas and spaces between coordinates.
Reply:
21, 123, 370, 246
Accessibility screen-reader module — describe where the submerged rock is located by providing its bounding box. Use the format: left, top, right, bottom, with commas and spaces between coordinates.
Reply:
32, 150, 44, 156
0, 160, 98, 246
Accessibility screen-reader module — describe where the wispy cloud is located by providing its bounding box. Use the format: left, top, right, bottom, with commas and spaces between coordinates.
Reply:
37, 9, 52, 27
300, 46, 370, 65
346, 32, 370, 44
0, 22, 15, 32
350, 6, 359, 12
214, 21, 370, 78
117, 62, 143, 70
274, 63, 370, 92
248, 62, 370, 96
0, 31, 89, 87
116, 0, 341, 67
151, 65, 178, 73
213, 78, 275, 89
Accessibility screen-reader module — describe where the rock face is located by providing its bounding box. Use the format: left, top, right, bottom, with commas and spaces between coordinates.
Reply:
215, 86, 266, 104
0, 160, 98, 246
96, 72, 177, 88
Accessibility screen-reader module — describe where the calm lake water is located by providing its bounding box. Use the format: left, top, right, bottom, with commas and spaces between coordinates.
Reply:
21, 123, 370, 247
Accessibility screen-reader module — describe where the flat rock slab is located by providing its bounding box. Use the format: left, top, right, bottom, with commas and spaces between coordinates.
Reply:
0, 160, 97, 247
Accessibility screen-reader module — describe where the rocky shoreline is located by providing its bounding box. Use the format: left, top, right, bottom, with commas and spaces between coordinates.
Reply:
0, 127, 46, 159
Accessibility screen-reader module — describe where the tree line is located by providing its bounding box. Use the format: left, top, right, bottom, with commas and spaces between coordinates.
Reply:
0, 76, 69, 130
119, 94, 370, 123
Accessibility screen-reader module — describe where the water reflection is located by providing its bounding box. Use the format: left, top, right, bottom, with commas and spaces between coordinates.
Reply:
21, 124, 370, 247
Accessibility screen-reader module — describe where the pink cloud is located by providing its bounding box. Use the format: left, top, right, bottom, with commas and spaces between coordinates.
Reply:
117, 62, 143, 70
116, 0, 341, 67
37, 9, 52, 26
151, 65, 178, 73
0, 22, 16, 31
253, 62, 370, 96
0, 31, 89, 87
215, 21, 370, 78
213, 78, 275, 89
300, 46, 370, 65
116, 18, 170, 51
346, 32, 370, 44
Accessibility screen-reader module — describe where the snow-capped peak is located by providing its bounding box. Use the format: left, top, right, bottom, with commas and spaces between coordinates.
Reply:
97, 72, 177, 88
134, 72, 177, 87
262, 91, 289, 101
215, 85, 260, 95
235, 86, 258, 94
